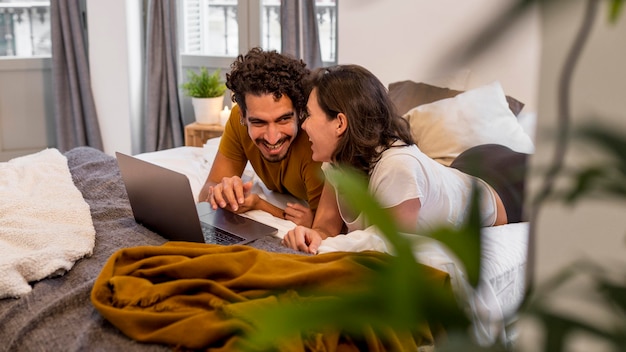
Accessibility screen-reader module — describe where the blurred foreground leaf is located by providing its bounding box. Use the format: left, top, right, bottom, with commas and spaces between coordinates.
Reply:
609, 0, 625, 23
427, 185, 482, 287
329, 167, 482, 287
562, 124, 626, 203
522, 260, 626, 350
238, 167, 484, 350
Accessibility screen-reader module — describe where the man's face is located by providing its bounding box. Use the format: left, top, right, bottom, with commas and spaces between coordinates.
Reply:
243, 94, 299, 162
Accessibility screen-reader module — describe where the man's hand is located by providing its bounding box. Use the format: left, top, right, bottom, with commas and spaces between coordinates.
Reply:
282, 225, 323, 254
283, 203, 314, 227
223, 191, 260, 214
205, 176, 255, 212
200, 175, 291, 220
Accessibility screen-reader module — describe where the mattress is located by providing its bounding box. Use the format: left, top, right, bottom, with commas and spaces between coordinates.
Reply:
135, 138, 529, 346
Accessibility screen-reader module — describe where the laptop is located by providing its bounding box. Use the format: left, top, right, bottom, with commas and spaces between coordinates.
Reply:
116, 152, 278, 245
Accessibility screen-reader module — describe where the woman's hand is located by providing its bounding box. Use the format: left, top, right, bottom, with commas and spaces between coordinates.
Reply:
283, 203, 314, 227
282, 226, 324, 254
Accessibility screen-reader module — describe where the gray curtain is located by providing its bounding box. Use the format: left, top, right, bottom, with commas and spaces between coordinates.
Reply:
144, 0, 184, 152
281, 0, 323, 69
50, 0, 103, 152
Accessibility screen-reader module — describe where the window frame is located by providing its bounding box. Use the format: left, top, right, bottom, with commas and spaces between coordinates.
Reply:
177, 0, 338, 125
178, 0, 338, 71
178, 0, 263, 71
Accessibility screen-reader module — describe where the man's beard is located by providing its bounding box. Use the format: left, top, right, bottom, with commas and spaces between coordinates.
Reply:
261, 153, 288, 163
256, 136, 291, 163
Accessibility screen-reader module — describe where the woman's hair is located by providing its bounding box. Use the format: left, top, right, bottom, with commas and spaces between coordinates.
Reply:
226, 47, 310, 122
308, 64, 414, 176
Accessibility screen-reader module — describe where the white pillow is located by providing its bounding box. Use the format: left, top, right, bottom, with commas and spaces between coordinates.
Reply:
404, 81, 535, 166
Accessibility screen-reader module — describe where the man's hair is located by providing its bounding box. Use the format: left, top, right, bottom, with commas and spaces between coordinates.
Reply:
226, 47, 310, 121
307, 64, 414, 176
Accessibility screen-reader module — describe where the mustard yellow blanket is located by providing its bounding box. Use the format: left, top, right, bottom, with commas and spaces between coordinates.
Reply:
91, 242, 448, 351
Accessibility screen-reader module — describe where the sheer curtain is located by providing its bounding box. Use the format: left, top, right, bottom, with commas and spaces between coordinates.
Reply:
280, 0, 323, 69
143, 0, 184, 152
50, 0, 103, 152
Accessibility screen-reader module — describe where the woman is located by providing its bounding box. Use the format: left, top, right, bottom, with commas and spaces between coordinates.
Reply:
282, 65, 508, 254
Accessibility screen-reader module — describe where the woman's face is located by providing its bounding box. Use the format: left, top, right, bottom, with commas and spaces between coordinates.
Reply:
302, 88, 342, 162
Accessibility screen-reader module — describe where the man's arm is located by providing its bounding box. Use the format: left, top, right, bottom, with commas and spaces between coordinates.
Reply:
198, 151, 246, 202
199, 151, 290, 220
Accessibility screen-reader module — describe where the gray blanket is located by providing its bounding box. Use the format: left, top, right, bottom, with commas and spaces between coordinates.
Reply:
0, 146, 298, 351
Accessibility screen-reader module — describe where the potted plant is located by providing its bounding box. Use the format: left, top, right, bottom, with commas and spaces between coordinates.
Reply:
181, 67, 227, 125
232, 3, 626, 352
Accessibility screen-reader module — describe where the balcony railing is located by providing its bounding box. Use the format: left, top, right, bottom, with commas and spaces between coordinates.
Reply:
259, 2, 337, 62
2, 0, 337, 63
185, 0, 337, 64
0, 1, 50, 57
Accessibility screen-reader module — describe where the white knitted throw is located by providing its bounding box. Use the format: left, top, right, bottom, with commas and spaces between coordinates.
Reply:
0, 148, 95, 299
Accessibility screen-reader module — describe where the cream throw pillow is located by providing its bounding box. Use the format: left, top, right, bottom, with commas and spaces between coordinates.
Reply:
404, 81, 535, 166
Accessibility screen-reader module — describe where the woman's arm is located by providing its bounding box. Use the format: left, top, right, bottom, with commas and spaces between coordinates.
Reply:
282, 182, 344, 254
310, 183, 344, 237
387, 197, 421, 233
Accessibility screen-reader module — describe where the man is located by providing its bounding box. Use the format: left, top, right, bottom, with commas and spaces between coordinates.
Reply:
198, 47, 324, 227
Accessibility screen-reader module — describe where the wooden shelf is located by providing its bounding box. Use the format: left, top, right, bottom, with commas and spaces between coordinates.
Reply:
184, 122, 225, 147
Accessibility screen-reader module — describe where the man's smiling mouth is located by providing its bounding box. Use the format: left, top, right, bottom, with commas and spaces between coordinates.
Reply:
262, 139, 287, 151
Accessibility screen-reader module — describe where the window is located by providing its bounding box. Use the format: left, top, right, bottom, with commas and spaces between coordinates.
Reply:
179, 0, 337, 66
0, 0, 51, 57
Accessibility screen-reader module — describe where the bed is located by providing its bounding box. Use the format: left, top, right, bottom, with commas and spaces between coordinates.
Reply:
0, 80, 533, 350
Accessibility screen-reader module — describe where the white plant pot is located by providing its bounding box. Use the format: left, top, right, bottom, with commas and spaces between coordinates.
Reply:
192, 96, 223, 124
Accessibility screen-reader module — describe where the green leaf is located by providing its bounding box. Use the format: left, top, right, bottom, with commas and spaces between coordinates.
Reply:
328, 166, 482, 288
597, 280, 626, 315
238, 167, 473, 350
315, 167, 476, 326
238, 260, 468, 351
561, 124, 626, 203
563, 166, 607, 203
609, 0, 625, 23
577, 124, 626, 164
325, 167, 413, 258
427, 184, 482, 287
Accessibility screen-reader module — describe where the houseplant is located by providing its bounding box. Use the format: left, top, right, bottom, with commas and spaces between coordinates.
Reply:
181, 67, 227, 125
235, 1, 626, 351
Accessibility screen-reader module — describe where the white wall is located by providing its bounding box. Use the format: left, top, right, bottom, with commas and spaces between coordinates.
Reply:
531, 1, 626, 281
0, 58, 53, 161
338, 0, 541, 112
519, 4, 626, 349
87, 0, 541, 157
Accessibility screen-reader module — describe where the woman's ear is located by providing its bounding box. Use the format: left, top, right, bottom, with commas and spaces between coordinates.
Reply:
336, 112, 348, 135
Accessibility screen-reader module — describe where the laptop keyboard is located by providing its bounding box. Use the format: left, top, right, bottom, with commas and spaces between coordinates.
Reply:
201, 222, 245, 245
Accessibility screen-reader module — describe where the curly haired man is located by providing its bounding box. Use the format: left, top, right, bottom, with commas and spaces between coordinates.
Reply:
198, 48, 324, 227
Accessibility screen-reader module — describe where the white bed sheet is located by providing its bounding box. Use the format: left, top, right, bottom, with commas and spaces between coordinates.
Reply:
134, 139, 529, 346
